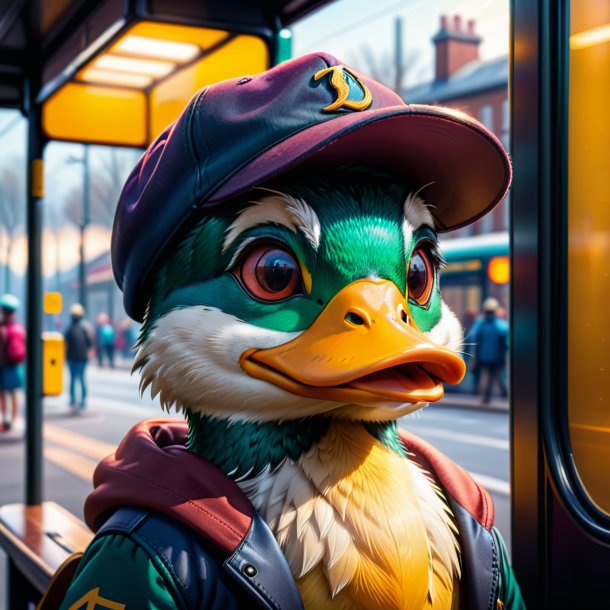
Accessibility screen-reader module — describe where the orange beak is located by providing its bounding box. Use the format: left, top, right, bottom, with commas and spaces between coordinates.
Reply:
240, 279, 465, 407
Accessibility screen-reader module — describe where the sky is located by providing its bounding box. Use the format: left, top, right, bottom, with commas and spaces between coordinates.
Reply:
0, 0, 509, 280
291, 0, 509, 87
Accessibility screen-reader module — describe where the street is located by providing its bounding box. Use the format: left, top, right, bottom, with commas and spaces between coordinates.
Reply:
0, 364, 512, 606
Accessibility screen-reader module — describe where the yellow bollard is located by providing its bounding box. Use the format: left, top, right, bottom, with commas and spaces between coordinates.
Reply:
42, 332, 64, 396
42, 293, 64, 397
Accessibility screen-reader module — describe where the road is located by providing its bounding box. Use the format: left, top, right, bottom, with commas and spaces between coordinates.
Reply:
0, 364, 512, 598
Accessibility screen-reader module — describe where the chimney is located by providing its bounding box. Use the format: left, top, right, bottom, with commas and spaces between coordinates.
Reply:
433, 14, 482, 81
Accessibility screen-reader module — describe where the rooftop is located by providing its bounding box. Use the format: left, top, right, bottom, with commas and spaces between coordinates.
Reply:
405, 55, 508, 105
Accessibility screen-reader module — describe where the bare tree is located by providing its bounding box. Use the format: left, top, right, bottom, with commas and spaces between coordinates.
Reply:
346, 44, 421, 95
63, 148, 139, 229
0, 161, 25, 292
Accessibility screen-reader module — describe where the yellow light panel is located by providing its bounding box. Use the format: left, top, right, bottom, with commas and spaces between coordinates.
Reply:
571, 23, 610, 49
81, 68, 153, 88
114, 35, 200, 62
94, 55, 175, 77
43, 83, 147, 146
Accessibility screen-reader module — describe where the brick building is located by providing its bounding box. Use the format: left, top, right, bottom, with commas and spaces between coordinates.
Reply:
406, 15, 509, 236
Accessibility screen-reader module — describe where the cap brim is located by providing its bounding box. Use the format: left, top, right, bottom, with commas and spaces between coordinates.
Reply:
207, 104, 511, 232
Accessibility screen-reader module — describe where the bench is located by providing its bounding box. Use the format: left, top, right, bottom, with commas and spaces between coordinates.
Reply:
0, 502, 93, 609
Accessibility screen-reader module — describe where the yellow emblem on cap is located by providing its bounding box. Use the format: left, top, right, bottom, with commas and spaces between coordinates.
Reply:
314, 66, 373, 112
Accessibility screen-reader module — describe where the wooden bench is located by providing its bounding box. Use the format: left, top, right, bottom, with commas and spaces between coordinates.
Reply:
0, 502, 93, 609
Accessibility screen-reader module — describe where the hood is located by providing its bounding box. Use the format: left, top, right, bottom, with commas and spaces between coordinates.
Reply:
399, 428, 494, 530
85, 418, 254, 556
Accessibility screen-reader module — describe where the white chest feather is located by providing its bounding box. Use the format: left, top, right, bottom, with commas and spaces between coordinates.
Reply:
237, 422, 460, 610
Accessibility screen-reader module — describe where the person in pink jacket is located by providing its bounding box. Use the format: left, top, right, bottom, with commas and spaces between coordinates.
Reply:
0, 293, 25, 431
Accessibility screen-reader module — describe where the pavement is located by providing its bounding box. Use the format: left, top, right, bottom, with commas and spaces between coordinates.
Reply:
439, 391, 509, 412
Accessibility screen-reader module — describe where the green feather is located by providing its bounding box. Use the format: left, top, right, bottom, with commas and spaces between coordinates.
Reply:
186, 411, 330, 477
139, 166, 447, 470
364, 420, 408, 457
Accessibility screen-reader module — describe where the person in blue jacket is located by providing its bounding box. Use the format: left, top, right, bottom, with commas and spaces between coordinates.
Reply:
470, 297, 509, 403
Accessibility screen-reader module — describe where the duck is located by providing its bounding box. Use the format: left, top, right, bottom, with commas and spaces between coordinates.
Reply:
132, 165, 466, 610
56, 52, 522, 610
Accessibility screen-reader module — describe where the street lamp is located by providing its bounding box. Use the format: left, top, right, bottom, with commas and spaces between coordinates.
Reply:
66, 146, 90, 311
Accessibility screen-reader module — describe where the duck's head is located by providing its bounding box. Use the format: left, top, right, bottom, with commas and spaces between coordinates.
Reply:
113, 52, 510, 426
134, 167, 464, 422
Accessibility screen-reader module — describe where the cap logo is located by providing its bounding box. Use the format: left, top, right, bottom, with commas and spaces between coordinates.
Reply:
313, 66, 372, 112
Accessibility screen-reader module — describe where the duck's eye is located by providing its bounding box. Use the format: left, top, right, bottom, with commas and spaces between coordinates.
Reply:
239, 245, 302, 301
408, 246, 434, 306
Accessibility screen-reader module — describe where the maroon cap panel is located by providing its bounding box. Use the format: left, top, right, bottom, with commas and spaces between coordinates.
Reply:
209, 107, 511, 232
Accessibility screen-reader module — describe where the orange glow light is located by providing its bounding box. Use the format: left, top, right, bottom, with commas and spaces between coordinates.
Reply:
571, 23, 610, 50
487, 256, 510, 284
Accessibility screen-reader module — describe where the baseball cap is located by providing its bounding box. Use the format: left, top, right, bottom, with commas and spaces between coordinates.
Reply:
112, 52, 511, 321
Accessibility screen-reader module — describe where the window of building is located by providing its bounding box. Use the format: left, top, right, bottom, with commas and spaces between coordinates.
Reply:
502, 99, 510, 151
479, 104, 494, 129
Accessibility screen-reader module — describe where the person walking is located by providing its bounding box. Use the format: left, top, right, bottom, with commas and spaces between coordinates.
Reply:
64, 303, 93, 411
0, 294, 26, 431
470, 297, 509, 403
95, 312, 116, 368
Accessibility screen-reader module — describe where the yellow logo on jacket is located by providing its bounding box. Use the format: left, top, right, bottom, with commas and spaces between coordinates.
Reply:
313, 66, 373, 112
68, 587, 125, 610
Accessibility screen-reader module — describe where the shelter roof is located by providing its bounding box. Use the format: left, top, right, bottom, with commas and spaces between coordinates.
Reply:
0, 0, 333, 110
405, 56, 508, 105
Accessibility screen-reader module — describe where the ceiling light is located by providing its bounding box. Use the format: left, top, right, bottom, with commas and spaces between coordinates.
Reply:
114, 35, 200, 62
94, 55, 175, 77
80, 68, 153, 88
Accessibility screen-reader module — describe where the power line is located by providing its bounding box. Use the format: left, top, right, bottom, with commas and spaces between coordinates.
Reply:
304, 0, 407, 50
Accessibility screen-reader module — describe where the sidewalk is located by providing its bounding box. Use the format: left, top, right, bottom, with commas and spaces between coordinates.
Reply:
440, 392, 509, 412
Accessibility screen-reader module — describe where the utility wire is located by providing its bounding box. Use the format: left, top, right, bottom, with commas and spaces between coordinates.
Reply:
304, 0, 408, 49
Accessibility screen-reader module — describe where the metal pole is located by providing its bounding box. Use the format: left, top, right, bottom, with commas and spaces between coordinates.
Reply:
394, 17, 404, 95
78, 145, 89, 311
24, 74, 46, 506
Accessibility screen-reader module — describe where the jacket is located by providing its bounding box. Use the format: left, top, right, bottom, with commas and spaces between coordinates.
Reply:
471, 315, 509, 365
59, 419, 524, 610
64, 320, 93, 361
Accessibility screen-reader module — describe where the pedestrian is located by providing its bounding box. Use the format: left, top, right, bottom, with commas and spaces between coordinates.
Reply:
0, 293, 26, 431
470, 297, 509, 403
95, 312, 115, 368
119, 317, 138, 359
64, 303, 93, 412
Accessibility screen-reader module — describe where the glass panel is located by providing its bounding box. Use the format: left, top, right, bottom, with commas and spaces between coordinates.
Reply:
568, 0, 610, 513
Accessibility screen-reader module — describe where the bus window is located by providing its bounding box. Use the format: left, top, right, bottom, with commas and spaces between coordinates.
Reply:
568, 0, 610, 513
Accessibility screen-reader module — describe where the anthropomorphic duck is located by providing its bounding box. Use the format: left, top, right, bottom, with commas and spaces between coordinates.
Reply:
55, 53, 525, 610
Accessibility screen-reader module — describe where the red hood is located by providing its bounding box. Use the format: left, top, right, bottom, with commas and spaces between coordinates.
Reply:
85, 418, 493, 556
85, 418, 254, 556
399, 428, 494, 529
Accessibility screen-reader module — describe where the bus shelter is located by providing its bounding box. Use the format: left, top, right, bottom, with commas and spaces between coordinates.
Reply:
0, 0, 330, 506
